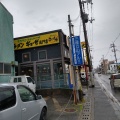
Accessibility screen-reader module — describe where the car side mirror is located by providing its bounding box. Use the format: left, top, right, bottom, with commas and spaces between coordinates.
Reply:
32, 80, 35, 84
37, 95, 42, 99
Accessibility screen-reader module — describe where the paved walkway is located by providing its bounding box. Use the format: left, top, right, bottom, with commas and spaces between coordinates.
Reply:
45, 75, 120, 120
83, 75, 120, 120
46, 94, 82, 120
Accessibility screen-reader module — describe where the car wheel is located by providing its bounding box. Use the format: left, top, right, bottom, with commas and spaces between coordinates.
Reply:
40, 107, 47, 120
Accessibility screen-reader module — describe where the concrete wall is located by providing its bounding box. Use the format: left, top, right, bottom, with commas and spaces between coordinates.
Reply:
0, 3, 14, 82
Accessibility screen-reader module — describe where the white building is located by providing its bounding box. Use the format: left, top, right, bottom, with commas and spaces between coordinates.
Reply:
107, 63, 117, 74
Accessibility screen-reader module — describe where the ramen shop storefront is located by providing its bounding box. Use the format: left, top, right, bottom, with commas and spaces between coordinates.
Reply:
14, 30, 70, 89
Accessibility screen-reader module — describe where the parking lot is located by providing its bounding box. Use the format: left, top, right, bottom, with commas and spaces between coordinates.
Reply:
44, 95, 83, 120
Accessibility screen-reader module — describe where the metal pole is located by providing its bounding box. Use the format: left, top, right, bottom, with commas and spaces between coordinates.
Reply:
68, 15, 77, 104
102, 55, 106, 74
113, 43, 117, 64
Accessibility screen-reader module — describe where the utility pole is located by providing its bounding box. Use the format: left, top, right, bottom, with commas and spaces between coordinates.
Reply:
68, 15, 77, 104
78, 0, 94, 87
110, 43, 117, 64
110, 43, 118, 73
102, 55, 105, 74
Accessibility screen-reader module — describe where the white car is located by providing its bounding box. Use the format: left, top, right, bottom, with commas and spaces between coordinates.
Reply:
109, 73, 120, 89
0, 83, 47, 120
10, 75, 36, 93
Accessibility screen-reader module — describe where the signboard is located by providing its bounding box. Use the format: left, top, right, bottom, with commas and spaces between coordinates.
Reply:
14, 32, 59, 50
81, 41, 88, 64
71, 36, 83, 66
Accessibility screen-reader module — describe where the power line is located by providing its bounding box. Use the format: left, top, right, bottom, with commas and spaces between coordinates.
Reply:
93, 47, 110, 51
113, 33, 120, 43
71, 13, 80, 22
104, 47, 110, 58
117, 49, 120, 52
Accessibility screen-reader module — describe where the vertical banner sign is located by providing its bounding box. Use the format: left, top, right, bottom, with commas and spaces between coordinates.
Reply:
71, 36, 83, 66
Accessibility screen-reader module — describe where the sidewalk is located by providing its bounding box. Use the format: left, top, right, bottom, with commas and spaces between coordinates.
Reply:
45, 75, 120, 120
82, 76, 120, 120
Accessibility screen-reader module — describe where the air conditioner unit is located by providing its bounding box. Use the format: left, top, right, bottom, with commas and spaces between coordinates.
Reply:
11, 61, 18, 66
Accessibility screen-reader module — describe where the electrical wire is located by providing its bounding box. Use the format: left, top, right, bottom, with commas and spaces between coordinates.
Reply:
104, 47, 111, 58
93, 47, 110, 51
117, 49, 120, 52
113, 33, 120, 43
71, 12, 80, 22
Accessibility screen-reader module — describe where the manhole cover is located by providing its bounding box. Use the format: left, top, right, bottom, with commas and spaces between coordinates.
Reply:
64, 108, 76, 113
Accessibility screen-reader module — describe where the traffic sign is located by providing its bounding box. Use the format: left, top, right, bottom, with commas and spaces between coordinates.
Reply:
71, 36, 83, 66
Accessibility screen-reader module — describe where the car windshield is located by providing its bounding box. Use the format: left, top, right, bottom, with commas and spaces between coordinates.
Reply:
27, 77, 34, 84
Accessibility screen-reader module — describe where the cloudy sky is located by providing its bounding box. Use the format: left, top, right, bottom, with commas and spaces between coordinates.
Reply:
1, 0, 120, 68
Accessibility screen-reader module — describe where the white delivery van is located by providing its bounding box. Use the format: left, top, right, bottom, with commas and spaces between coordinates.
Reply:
10, 75, 36, 92
109, 73, 120, 89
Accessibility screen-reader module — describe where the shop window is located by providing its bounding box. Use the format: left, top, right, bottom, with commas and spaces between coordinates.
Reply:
53, 62, 63, 80
0, 63, 11, 74
4, 63, 11, 74
37, 64, 51, 81
38, 51, 47, 60
22, 53, 30, 62
20, 66, 33, 77
0, 63, 3, 74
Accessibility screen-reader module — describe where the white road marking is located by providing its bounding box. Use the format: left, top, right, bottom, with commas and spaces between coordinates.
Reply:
97, 78, 120, 112
52, 97, 62, 111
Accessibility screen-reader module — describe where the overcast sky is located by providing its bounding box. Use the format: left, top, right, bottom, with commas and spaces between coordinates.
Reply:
1, 0, 120, 68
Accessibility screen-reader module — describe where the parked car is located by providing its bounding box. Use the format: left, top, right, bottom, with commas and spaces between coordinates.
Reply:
10, 75, 36, 92
0, 83, 47, 120
109, 73, 120, 89
98, 72, 101, 74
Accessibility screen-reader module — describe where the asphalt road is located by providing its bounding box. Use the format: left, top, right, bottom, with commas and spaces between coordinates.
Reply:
96, 74, 120, 103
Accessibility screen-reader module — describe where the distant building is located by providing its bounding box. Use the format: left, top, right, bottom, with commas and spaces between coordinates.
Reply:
107, 63, 117, 74
107, 61, 120, 74
101, 59, 109, 74
0, 3, 15, 82
14, 29, 70, 89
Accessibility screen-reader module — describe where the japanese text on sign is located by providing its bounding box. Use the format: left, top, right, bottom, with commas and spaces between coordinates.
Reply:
14, 32, 59, 50
71, 36, 83, 66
